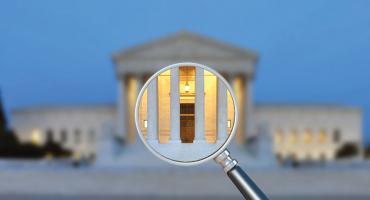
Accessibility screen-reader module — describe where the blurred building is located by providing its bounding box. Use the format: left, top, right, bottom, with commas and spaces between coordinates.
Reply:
255, 104, 363, 162
11, 31, 363, 164
12, 105, 116, 160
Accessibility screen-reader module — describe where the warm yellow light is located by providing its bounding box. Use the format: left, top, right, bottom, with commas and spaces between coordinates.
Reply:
184, 83, 190, 92
289, 129, 298, 144
73, 152, 81, 161
318, 129, 327, 144
275, 129, 283, 145
227, 120, 231, 128
144, 120, 148, 128
304, 129, 312, 144
30, 129, 42, 145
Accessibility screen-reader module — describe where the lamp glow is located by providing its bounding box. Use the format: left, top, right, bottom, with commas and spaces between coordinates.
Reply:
30, 129, 42, 145
144, 120, 148, 128
184, 83, 190, 92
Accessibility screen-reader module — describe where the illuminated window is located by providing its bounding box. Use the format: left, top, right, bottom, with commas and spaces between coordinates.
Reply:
30, 129, 42, 145
303, 128, 312, 144
274, 129, 283, 145
289, 129, 298, 144
318, 129, 327, 144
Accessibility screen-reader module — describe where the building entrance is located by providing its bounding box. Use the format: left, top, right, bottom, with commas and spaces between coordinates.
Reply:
180, 103, 195, 143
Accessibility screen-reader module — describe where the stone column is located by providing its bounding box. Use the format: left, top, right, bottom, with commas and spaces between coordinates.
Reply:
147, 77, 158, 141
232, 74, 244, 144
170, 68, 180, 142
195, 67, 205, 141
217, 78, 228, 141
244, 75, 254, 140
127, 76, 139, 144
135, 75, 145, 143
137, 75, 145, 98
117, 78, 127, 140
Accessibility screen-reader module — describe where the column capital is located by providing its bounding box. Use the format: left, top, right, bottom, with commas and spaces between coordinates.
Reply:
229, 73, 254, 83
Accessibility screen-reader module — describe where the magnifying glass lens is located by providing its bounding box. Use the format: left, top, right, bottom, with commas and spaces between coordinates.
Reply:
135, 63, 269, 200
136, 64, 237, 164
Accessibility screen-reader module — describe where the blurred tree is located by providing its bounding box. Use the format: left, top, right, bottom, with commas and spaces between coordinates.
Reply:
43, 137, 71, 158
0, 90, 71, 158
0, 90, 20, 157
335, 142, 360, 159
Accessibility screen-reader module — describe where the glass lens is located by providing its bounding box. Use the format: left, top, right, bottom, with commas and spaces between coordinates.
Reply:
137, 65, 236, 163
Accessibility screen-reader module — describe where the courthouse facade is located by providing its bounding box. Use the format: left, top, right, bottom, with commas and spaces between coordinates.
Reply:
11, 32, 363, 163
113, 32, 256, 146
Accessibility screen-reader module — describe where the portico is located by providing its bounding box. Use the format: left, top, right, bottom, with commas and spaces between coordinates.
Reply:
136, 65, 236, 161
138, 65, 232, 142
113, 31, 258, 145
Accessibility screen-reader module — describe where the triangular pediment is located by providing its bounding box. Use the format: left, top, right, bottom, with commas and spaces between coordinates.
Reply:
113, 31, 257, 62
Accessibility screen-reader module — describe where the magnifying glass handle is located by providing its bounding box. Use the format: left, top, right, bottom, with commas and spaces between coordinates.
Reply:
215, 149, 269, 200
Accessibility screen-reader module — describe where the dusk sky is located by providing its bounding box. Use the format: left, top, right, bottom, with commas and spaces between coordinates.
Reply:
1, 1, 370, 144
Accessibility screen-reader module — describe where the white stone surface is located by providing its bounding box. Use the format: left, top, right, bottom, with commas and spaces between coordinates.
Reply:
217, 78, 228, 140
147, 140, 225, 162
0, 164, 369, 197
195, 67, 205, 141
147, 78, 158, 140
170, 67, 180, 141
117, 81, 127, 140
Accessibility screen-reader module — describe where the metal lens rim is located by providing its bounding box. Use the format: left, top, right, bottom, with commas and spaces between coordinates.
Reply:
134, 62, 239, 166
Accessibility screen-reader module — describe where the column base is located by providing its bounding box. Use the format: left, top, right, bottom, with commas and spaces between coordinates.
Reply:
147, 139, 159, 144
169, 139, 182, 144
193, 139, 207, 144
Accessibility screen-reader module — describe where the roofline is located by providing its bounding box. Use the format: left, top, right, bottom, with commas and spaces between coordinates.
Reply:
11, 103, 116, 114
111, 31, 259, 63
255, 102, 362, 111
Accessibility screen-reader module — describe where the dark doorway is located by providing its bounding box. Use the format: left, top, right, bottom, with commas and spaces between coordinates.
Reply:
180, 103, 195, 143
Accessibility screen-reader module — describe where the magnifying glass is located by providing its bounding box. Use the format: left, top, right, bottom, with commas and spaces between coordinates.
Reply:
134, 62, 269, 200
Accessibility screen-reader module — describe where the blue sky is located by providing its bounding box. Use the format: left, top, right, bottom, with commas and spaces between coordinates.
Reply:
0, 1, 370, 144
